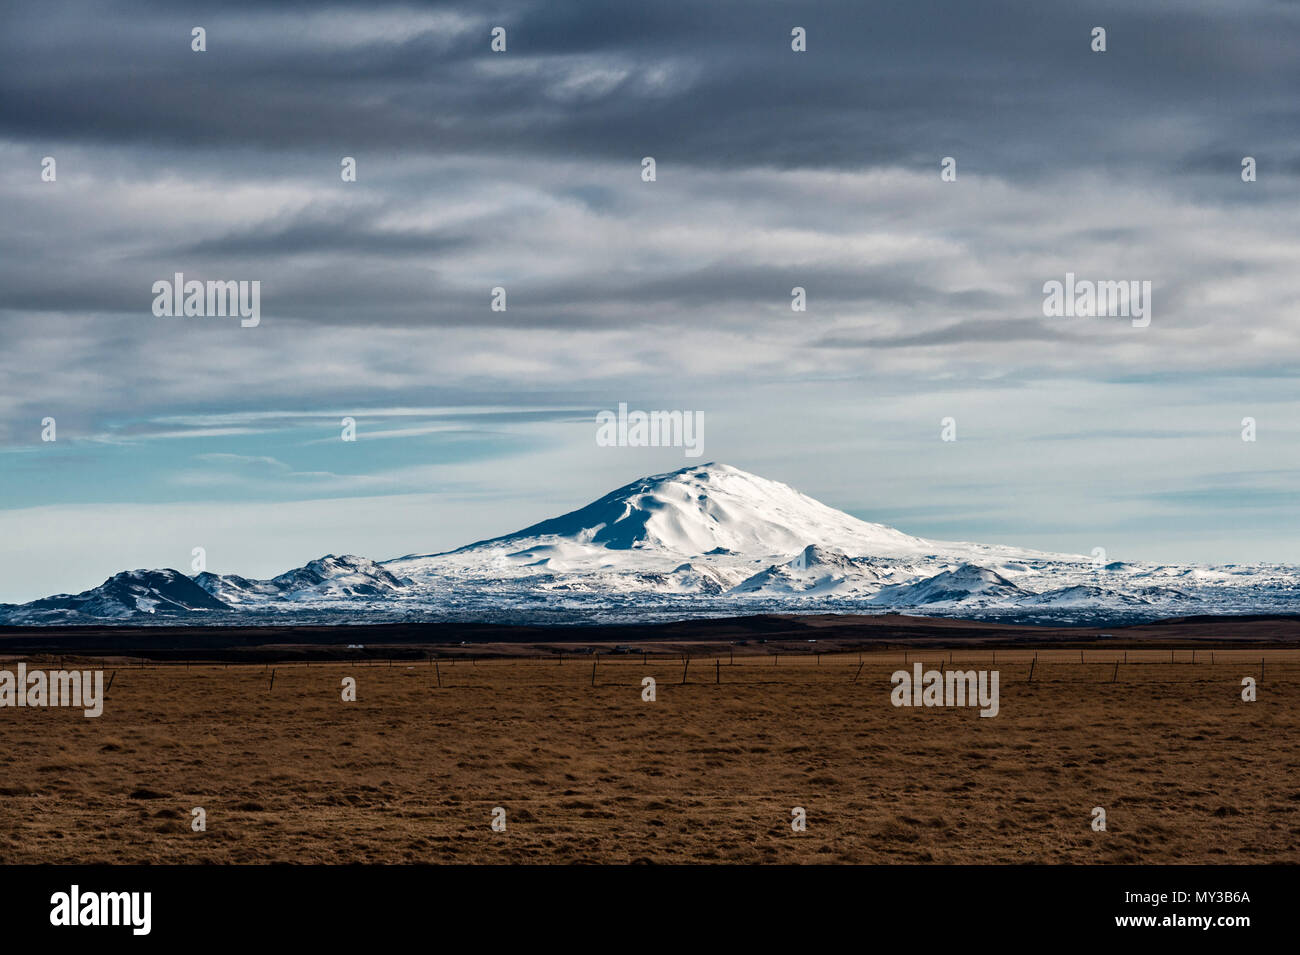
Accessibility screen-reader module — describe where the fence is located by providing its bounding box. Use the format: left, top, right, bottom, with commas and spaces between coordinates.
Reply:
22, 647, 1295, 692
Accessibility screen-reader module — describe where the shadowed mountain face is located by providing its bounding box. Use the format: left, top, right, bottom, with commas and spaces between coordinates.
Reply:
0, 556, 407, 624
1, 464, 1297, 625
0, 570, 229, 623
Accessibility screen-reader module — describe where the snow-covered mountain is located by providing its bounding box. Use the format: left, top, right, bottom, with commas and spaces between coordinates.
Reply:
458, 464, 939, 558
2, 463, 1297, 624
392, 463, 1049, 570
869, 563, 1027, 607
0, 569, 230, 624
730, 545, 890, 596
196, 555, 410, 606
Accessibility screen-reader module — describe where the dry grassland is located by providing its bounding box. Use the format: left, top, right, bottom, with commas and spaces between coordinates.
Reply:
2, 649, 1297, 864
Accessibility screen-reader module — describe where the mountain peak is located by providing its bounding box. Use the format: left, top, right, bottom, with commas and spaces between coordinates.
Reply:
0, 568, 229, 622
442, 462, 934, 560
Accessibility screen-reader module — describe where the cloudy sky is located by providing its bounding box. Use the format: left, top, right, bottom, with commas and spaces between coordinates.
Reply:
2, 0, 1299, 603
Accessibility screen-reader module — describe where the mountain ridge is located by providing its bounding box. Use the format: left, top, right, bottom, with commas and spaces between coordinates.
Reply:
1, 463, 1295, 624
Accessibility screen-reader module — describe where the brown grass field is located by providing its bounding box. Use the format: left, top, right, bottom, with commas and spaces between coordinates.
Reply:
2, 647, 1298, 864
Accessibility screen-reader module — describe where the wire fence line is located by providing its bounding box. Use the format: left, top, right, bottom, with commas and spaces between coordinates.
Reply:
24, 647, 1300, 668
38, 649, 1296, 690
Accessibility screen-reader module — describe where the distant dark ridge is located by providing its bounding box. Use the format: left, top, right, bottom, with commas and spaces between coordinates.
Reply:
1141, 612, 1300, 626
2, 612, 1299, 659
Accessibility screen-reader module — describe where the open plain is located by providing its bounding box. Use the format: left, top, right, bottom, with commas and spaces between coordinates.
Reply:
2, 645, 1297, 864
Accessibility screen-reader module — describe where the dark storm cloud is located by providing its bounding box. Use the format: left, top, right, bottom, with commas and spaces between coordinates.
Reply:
185, 214, 473, 257
3, 0, 1298, 177
1, 0, 1298, 439
814, 317, 1079, 350
486, 264, 1008, 317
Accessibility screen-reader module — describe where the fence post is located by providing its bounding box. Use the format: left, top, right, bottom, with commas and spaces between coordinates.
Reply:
716, 659, 720, 684
1027, 658, 1035, 683
269, 668, 276, 692
1111, 661, 1118, 683
853, 661, 865, 684
682, 657, 690, 684
434, 659, 442, 688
